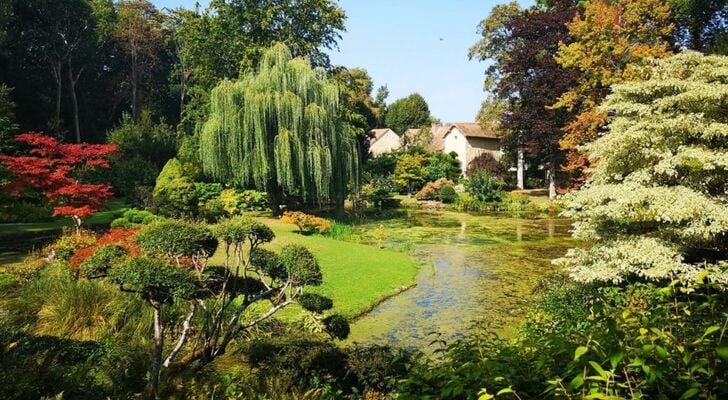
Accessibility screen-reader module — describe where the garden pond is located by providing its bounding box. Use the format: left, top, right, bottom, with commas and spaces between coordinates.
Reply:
343, 209, 580, 350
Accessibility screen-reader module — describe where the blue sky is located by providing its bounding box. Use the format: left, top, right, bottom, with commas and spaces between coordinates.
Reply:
152, 0, 533, 122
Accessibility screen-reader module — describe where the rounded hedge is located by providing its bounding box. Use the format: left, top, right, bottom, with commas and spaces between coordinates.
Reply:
81, 244, 127, 279
323, 314, 350, 340
136, 220, 218, 258
298, 293, 334, 313
250, 248, 287, 282
279, 245, 322, 286
108, 257, 200, 303
213, 216, 274, 245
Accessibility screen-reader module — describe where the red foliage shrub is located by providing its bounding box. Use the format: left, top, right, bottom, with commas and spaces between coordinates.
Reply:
69, 227, 140, 269
0, 132, 119, 228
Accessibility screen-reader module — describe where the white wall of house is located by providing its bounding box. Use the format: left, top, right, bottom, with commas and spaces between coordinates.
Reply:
369, 129, 401, 156
443, 127, 502, 176
443, 128, 468, 172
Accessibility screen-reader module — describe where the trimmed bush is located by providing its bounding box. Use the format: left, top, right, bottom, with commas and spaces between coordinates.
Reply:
80, 244, 127, 279
136, 220, 218, 259
323, 314, 350, 340
110, 209, 162, 228
438, 185, 458, 203
279, 245, 322, 286
152, 159, 197, 217
298, 293, 334, 313
415, 178, 455, 201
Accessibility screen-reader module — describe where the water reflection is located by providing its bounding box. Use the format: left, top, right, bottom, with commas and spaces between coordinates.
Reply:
346, 210, 577, 350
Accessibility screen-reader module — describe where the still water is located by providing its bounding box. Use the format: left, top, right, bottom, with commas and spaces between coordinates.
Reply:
345, 209, 578, 350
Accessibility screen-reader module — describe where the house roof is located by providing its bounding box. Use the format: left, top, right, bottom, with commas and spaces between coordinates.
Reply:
368, 128, 398, 144
426, 124, 449, 152
445, 123, 498, 139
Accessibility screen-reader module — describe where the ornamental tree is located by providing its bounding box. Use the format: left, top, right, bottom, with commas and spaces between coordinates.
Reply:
85, 217, 347, 396
199, 43, 360, 215
553, 0, 674, 185
0, 133, 119, 231
555, 52, 728, 286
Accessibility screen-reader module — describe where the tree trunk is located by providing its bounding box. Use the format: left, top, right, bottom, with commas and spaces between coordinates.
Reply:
67, 59, 81, 143
151, 303, 163, 400
268, 181, 284, 216
516, 147, 525, 190
547, 161, 557, 200
52, 63, 62, 125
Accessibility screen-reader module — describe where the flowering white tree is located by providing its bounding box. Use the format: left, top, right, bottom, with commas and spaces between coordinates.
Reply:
556, 51, 728, 286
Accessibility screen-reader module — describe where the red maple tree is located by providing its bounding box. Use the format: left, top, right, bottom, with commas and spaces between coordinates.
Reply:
0, 132, 120, 232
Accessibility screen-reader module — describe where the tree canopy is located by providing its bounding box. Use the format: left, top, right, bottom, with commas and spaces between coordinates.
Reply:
199, 43, 360, 213
556, 51, 728, 286
384, 93, 431, 135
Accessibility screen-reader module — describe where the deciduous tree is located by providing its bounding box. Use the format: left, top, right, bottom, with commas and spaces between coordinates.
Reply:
556, 51, 728, 285
0, 133, 118, 231
384, 93, 432, 136
199, 43, 360, 214
554, 0, 674, 185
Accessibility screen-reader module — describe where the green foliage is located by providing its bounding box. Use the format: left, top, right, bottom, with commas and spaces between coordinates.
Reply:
416, 178, 455, 201
136, 220, 218, 259
438, 185, 458, 204
298, 293, 334, 313
108, 257, 200, 303
0, 83, 18, 153
394, 153, 427, 193
250, 248, 287, 282
81, 244, 127, 279
556, 51, 728, 285
465, 171, 505, 203
279, 244, 323, 286
110, 208, 163, 228
0, 200, 53, 223
322, 314, 350, 340
152, 158, 198, 217
199, 43, 360, 210
399, 278, 728, 399
217, 188, 269, 214
425, 152, 461, 182
365, 153, 398, 178
384, 93, 431, 135
213, 216, 275, 245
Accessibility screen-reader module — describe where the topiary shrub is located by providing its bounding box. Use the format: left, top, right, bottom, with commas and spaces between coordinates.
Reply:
415, 178, 455, 201
152, 158, 197, 217
80, 244, 128, 279
323, 314, 350, 340
250, 248, 286, 282
298, 293, 334, 313
279, 245, 322, 286
136, 220, 218, 268
110, 209, 162, 228
280, 211, 332, 234
438, 185, 458, 204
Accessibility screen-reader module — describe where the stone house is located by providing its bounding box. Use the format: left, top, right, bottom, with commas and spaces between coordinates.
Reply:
368, 128, 401, 156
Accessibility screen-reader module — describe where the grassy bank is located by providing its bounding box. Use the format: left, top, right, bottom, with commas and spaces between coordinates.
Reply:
210, 216, 421, 319
0, 199, 129, 237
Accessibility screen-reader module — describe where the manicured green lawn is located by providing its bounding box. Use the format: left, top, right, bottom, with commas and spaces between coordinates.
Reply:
0, 199, 129, 237
210, 216, 421, 319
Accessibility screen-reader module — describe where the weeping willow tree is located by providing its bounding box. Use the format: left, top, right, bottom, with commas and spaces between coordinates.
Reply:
200, 43, 360, 214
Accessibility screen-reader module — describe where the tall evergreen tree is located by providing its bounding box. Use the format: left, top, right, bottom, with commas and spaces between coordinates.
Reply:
199, 43, 360, 214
